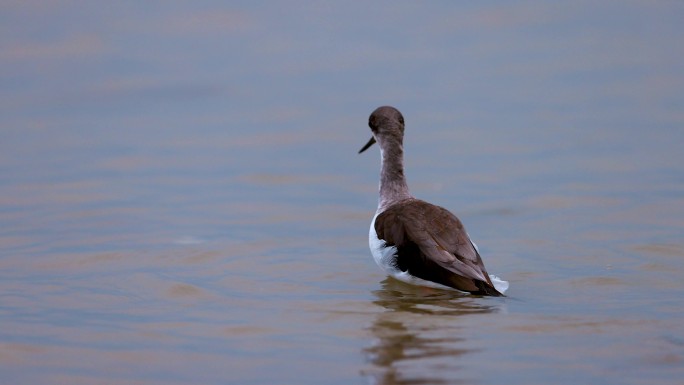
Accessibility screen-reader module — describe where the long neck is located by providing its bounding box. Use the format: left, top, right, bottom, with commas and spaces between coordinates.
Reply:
378, 138, 411, 211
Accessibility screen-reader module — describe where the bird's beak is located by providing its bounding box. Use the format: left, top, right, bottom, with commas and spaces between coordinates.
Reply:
358, 137, 376, 154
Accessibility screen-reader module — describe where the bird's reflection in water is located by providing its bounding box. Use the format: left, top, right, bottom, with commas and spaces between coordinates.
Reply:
362, 277, 506, 384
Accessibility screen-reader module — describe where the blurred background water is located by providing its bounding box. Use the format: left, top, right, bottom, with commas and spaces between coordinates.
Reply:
1, 1, 683, 384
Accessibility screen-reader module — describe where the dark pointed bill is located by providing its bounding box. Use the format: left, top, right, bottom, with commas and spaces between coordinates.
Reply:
358, 137, 376, 154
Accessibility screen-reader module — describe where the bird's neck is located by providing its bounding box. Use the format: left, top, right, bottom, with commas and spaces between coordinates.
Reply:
378, 141, 412, 212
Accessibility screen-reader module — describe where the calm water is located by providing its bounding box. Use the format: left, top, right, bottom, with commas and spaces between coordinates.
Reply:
2, 2, 684, 384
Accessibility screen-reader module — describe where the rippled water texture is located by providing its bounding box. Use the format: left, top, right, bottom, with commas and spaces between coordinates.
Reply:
2, 2, 683, 384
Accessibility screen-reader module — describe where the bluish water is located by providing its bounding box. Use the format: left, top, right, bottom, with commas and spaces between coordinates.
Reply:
1, 2, 683, 384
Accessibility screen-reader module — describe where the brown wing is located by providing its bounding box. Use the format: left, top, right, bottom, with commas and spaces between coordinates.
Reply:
375, 199, 501, 295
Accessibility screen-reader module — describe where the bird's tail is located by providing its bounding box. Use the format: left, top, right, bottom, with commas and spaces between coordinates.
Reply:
474, 275, 508, 296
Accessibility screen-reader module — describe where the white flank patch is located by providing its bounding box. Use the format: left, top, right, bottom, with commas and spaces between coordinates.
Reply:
489, 274, 510, 294
368, 212, 401, 276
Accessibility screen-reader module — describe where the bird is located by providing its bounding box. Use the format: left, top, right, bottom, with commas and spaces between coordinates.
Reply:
359, 106, 508, 296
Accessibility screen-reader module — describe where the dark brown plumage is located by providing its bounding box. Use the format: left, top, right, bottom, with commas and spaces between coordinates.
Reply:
375, 199, 503, 296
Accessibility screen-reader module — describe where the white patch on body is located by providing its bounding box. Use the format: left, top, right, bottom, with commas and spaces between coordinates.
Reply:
489, 275, 510, 294
368, 212, 400, 276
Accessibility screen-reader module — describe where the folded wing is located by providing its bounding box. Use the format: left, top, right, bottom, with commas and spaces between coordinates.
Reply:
375, 199, 502, 296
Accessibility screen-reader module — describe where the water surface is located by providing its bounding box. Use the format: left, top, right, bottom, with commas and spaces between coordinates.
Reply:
1, 2, 683, 384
